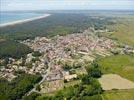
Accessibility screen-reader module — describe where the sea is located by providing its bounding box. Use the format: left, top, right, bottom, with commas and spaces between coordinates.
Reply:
0, 11, 45, 25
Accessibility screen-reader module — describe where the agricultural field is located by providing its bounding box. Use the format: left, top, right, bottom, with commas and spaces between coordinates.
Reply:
106, 16, 134, 46
102, 89, 134, 100
98, 74, 134, 90
98, 54, 134, 82
98, 54, 134, 100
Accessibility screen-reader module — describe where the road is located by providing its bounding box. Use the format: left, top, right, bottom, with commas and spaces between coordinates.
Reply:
26, 61, 52, 95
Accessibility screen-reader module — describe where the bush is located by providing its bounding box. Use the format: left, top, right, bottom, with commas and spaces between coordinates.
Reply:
64, 79, 68, 83
32, 57, 40, 63
89, 68, 102, 78
36, 85, 41, 91
69, 69, 76, 74
32, 51, 42, 57
81, 75, 91, 84
23, 92, 40, 100
82, 79, 102, 96
86, 62, 102, 78
26, 62, 33, 68
62, 64, 72, 71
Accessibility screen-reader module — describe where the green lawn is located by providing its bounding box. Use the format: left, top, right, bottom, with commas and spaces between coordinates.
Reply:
97, 55, 134, 82
102, 89, 134, 100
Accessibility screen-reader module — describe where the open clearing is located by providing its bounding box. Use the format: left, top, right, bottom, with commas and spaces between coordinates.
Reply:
102, 89, 134, 100
106, 16, 134, 46
99, 74, 134, 90
98, 55, 134, 82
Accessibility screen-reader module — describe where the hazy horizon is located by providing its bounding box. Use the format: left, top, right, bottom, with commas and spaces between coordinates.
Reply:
1, 0, 134, 11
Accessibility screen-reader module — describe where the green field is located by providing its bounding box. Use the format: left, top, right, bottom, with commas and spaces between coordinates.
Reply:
102, 89, 134, 100
98, 54, 134, 82
106, 16, 134, 46
98, 55, 134, 100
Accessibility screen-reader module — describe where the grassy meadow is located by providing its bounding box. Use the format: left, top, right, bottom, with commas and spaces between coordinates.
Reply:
106, 16, 134, 46
98, 54, 134, 100
102, 89, 134, 100
97, 54, 134, 82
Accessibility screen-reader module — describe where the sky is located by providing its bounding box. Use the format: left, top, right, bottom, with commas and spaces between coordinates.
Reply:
1, 0, 134, 11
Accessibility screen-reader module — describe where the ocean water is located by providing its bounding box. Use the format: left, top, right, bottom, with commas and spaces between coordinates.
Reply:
0, 12, 44, 24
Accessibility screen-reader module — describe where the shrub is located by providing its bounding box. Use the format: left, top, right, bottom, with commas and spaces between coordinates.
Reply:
23, 92, 41, 100
86, 62, 102, 78
32, 51, 42, 57
82, 79, 102, 96
89, 68, 102, 78
62, 64, 72, 71
36, 85, 41, 91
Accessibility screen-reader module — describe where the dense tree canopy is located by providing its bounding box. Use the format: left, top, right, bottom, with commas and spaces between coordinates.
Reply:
86, 62, 102, 78
0, 74, 42, 100
0, 40, 32, 59
0, 14, 113, 40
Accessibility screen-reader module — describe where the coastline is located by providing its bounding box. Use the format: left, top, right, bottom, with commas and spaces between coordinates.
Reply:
0, 14, 51, 27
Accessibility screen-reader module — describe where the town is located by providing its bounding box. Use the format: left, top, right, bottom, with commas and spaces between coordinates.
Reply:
1, 27, 133, 94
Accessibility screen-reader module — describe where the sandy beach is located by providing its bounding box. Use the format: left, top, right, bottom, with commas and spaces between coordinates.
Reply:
0, 14, 51, 27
